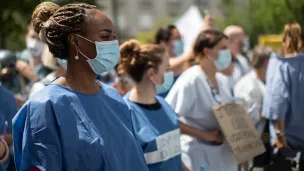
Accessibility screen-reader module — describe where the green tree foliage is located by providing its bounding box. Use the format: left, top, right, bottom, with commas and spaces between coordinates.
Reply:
0, 0, 97, 51
216, 0, 304, 47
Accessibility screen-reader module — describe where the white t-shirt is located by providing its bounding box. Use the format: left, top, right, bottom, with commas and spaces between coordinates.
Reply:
234, 71, 266, 136
166, 65, 237, 171
232, 54, 252, 87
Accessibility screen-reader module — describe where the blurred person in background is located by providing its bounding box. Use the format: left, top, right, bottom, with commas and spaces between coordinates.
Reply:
13, 2, 149, 170
234, 46, 272, 170
0, 77, 19, 170
154, 25, 192, 97
262, 23, 304, 171
186, 14, 218, 69
154, 25, 192, 77
0, 50, 29, 108
224, 25, 251, 89
29, 48, 66, 97
0, 114, 10, 171
119, 39, 186, 171
166, 30, 237, 171
282, 23, 304, 57
17, 24, 52, 80
111, 65, 134, 96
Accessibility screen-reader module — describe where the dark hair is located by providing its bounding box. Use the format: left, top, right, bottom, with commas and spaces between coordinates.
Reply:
154, 25, 176, 44
250, 46, 271, 69
32, 2, 96, 59
119, 39, 165, 82
193, 30, 228, 57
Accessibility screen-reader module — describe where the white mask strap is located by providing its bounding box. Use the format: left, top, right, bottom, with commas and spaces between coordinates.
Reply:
76, 34, 95, 44
78, 50, 90, 60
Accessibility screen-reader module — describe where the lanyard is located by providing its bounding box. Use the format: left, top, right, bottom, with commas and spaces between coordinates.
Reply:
206, 78, 222, 104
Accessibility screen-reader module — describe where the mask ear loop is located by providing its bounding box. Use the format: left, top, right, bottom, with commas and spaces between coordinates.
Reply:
76, 34, 95, 44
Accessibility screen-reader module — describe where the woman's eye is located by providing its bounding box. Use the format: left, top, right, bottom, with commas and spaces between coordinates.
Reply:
101, 36, 109, 39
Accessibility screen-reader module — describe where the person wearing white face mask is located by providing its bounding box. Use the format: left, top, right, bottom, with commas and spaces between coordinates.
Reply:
119, 39, 187, 171
17, 24, 53, 82
166, 30, 237, 171
224, 25, 251, 90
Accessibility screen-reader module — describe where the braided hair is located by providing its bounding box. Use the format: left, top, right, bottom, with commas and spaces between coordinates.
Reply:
32, 2, 96, 59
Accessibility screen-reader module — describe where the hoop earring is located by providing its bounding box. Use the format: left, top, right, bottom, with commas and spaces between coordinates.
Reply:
75, 51, 79, 60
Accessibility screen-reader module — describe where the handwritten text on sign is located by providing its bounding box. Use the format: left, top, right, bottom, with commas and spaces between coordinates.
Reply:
212, 103, 266, 164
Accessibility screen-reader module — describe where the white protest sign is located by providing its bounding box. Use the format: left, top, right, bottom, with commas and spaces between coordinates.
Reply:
212, 103, 266, 164
175, 5, 203, 51
144, 129, 181, 164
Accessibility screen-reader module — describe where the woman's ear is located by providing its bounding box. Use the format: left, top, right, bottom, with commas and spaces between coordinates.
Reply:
146, 68, 155, 81
68, 34, 80, 52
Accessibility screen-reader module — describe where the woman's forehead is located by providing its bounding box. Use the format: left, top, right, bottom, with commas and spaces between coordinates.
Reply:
85, 9, 115, 32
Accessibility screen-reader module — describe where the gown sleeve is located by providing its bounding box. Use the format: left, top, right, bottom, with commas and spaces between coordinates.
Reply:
166, 78, 196, 118
13, 100, 62, 171
262, 64, 289, 120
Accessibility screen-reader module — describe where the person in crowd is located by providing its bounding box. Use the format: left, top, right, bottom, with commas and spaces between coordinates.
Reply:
0, 50, 31, 108
0, 83, 19, 170
119, 39, 185, 171
262, 23, 304, 171
13, 2, 149, 171
154, 25, 192, 77
234, 46, 272, 169
0, 50, 23, 94
29, 50, 66, 97
154, 25, 193, 98
282, 23, 303, 57
166, 30, 237, 171
0, 114, 9, 167
111, 64, 134, 96
224, 25, 251, 88
17, 24, 53, 80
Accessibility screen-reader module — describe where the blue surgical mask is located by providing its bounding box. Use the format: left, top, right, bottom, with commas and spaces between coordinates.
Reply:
153, 71, 174, 94
173, 40, 184, 57
213, 49, 232, 71
77, 35, 120, 75
57, 58, 67, 70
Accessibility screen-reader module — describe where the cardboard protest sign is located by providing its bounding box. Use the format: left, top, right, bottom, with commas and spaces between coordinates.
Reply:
212, 103, 266, 164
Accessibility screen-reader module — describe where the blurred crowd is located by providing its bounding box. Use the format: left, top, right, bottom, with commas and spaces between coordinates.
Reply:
0, 2, 304, 171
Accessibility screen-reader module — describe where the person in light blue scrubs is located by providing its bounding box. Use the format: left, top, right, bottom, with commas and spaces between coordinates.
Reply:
262, 23, 304, 171
12, 2, 148, 171
119, 39, 184, 171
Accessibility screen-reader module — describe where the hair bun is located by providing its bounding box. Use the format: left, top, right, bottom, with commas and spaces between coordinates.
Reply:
32, 2, 60, 34
119, 39, 141, 74
120, 39, 140, 58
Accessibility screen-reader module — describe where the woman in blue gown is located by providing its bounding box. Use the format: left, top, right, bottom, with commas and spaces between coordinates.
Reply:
12, 2, 148, 171
119, 39, 184, 171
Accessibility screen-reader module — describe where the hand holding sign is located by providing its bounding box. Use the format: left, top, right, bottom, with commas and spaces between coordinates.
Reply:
203, 130, 223, 144
212, 103, 266, 164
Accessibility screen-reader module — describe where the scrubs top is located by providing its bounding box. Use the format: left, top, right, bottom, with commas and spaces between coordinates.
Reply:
13, 82, 149, 171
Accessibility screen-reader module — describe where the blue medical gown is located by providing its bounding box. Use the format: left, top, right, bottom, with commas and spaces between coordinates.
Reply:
124, 93, 182, 171
0, 85, 18, 133
263, 53, 304, 156
13, 83, 149, 171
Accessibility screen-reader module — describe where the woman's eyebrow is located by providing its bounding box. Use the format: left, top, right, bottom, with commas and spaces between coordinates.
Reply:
100, 29, 115, 33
